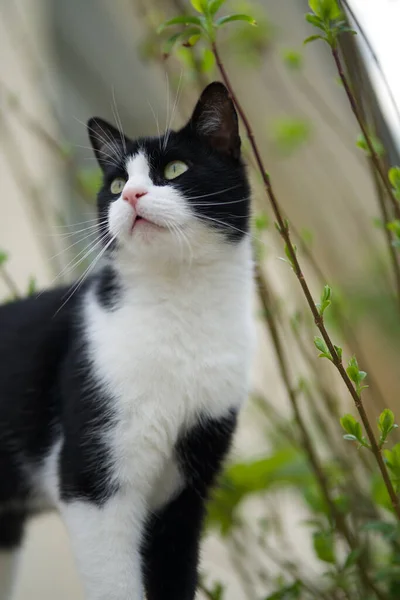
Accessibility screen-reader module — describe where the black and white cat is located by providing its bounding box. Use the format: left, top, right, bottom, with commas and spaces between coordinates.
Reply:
0, 82, 254, 600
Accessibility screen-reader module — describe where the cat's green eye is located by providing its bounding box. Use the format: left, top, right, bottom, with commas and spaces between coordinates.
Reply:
164, 161, 189, 180
110, 177, 126, 195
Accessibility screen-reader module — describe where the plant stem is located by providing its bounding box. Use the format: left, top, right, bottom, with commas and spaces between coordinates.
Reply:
211, 41, 400, 521
331, 47, 400, 221
256, 268, 385, 599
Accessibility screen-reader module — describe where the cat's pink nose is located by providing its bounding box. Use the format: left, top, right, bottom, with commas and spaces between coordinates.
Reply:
122, 187, 148, 208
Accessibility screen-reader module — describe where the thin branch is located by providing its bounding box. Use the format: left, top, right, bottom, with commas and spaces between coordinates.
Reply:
331, 47, 400, 222
256, 269, 384, 598
212, 40, 400, 522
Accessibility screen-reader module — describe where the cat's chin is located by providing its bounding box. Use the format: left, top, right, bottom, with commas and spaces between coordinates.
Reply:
131, 216, 164, 234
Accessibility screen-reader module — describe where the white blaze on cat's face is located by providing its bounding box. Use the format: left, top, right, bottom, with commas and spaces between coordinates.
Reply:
108, 151, 197, 261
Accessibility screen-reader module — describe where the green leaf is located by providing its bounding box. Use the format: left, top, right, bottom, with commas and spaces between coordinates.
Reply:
163, 28, 202, 55
356, 133, 385, 158
340, 414, 362, 440
304, 34, 327, 45
389, 166, 400, 189
334, 345, 342, 360
308, 0, 320, 14
305, 14, 325, 31
378, 409, 397, 445
362, 520, 400, 540
0, 250, 8, 267
191, 0, 207, 13
318, 284, 332, 315
264, 581, 302, 600
215, 14, 257, 28
313, 530, 335, 564
308, 0, 342, 20
343, 434, 358, 442
208, 0, 226, 16
314, 336, 329, 355
284, 243, 297, 268
200, 48, 215, 73
157, 15, 202, 34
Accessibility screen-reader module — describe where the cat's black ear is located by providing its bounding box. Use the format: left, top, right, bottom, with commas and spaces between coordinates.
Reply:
189, 82, 240, 159
87, 117, 128, 172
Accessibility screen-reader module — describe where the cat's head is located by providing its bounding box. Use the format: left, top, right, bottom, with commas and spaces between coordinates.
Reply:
88, 82, 250, 267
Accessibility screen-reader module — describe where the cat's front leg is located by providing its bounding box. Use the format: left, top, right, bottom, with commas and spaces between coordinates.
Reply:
142, 410, 238, 600
61, 490, 146, 600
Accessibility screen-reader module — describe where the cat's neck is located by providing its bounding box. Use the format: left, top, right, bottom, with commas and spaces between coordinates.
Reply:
110, 237, 253, 300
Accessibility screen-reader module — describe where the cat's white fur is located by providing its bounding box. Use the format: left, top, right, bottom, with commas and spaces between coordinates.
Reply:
6, 152, 254, 600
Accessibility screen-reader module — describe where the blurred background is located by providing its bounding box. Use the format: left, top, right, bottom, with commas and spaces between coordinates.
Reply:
1, 0, 400, 598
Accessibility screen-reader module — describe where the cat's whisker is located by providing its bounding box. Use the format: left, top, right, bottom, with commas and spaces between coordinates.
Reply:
45, 220, 109, 239
147, 101, 162, 151
48, 226, 108, 260
197, 214, 266, 246
163, 71, 170, 152
163, 69, 183, 151
49, 218, 104, 229
167, 221, 184, 262
191, 196, 251, 208
175, 223, 194, 267
185, 184, 242, 201
48, 223, 106, 239
75, 145, 121, 168
37, 229, 110, 298
92, 121, 123, 163
111, 86, 127, 154
54, 233, 117, 317
75, 117, 123, 165
55, 233, 109, 279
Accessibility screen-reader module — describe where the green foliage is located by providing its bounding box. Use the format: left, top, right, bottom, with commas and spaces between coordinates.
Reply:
378, 409, 399, 447
264, 581, 302, 599
387, 220, 400, 248
26, 276, 37, 297
200, 578, 226, 600
346, 356, 368, 396
200, 47, 215, 72
284, 243, 297, 269
158, 0, 256, 52
384, 444, 400, 493
271, 117, 312, 155
389, 166, 400, 201
340, 413, 370, 448
314, 336, 332, 361
215, 14, 256, 27
254, 213, 269, 232
317, 284, 332, 316
313, 529, 336, 563
356, 133, 385, 158
282, 49, 303, 71
305, 0, 356, 48
207, 447, 311, 535
76, 168, 102, 200
224, 1, 273, 66
0, 250, 8, 267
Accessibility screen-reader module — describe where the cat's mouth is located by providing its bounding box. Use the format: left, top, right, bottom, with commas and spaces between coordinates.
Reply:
131, 214, 164, 233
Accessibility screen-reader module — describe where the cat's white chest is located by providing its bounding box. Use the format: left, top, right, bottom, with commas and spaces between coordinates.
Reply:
84, 254, 253, 505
